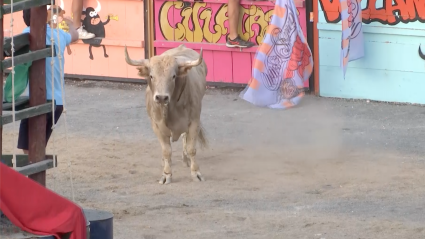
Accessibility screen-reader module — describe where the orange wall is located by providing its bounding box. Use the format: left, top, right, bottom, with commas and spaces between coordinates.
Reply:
3, 0, 145, 79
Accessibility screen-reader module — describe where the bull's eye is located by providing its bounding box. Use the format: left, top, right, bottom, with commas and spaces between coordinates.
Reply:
172, 75, 176, 79
150, 75, 153, 80
89, 11, 95, 17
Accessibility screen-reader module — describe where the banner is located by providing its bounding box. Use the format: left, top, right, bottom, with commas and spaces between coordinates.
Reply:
239, 0, 313, 109
340, 0, 364, 78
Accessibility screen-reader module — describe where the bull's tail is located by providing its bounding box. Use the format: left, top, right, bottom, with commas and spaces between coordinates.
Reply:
197, 124, 209, 149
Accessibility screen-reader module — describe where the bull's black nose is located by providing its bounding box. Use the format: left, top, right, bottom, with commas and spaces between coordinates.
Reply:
155, 95, 169, 103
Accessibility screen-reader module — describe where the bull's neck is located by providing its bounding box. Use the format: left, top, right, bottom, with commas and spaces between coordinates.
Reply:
153, 102, 170, 124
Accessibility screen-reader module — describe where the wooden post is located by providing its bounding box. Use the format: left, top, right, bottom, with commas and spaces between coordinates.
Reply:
143, 0, 149, 59
28, 6, 47, 186
148, 0, 155, 58
143, 0, 155, 58
0, 0, 4, 157
306, 0, 314, 93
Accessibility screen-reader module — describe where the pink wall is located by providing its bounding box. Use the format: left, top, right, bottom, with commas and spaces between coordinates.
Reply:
3, 0, 309, 86
3, 0, 145, 79
154, 0, 309, 87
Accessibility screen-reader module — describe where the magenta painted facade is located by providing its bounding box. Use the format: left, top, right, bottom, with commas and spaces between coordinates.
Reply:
153, 0, 308, 87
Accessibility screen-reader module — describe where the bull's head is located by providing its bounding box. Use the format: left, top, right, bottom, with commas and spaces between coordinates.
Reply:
84, 1, 101, 24
124, 46, 203, 105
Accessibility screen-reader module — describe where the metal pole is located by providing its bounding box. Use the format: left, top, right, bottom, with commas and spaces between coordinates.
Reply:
28, 6, 47, 186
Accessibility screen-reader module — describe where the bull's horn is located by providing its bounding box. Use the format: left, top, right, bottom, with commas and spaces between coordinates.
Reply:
179, 48, 203, 67
124, 46, 146, 66
60, 0, 65, 11
47, 5, 51, 10
95, 0, 101, 12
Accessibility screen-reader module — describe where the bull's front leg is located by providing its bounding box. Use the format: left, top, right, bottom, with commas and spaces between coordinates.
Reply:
152, 124, 172, 185
186, 121, 205, 182
181, 133, 190, 167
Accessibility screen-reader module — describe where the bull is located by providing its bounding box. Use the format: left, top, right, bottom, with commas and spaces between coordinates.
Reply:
124, 44, 208, 185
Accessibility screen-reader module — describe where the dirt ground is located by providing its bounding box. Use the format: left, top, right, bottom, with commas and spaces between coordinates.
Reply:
3, 80, 425, 239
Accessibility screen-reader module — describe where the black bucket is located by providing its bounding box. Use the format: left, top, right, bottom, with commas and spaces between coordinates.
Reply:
83, 209, 113, 239
0, 210, 90, 239
60, 216, 90, 239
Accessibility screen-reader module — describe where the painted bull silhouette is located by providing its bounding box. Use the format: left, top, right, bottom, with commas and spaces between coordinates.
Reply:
81, 0, 110, 60
419, 45, 425, 60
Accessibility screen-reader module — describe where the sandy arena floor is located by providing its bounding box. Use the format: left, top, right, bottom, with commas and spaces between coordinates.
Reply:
3, 80, 425, 239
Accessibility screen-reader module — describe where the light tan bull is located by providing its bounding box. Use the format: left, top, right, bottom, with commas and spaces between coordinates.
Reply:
124, 44, 208, 185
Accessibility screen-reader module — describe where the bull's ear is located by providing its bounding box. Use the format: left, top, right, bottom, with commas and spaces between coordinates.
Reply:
137, 65, 150, 79
124, 46, 150, 78
176, 48, 203, 77
176, 66, 193, 77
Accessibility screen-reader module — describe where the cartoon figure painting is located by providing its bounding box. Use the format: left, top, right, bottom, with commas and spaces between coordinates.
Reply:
81, 0, 118, 60
47, 0, 73, 55
47, 0, 65, 26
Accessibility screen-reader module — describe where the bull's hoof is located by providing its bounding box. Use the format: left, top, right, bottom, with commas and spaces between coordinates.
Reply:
182, 153, 190, 167
191, 171, 205, 182
159, 173, 172, 185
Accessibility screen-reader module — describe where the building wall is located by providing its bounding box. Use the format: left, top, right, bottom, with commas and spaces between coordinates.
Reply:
318, 0, 425, 104
154, 0, 309, 86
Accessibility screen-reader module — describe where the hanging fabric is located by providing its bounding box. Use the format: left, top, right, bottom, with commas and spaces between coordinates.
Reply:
0, 163, 87, 239
340, 0, 364, 78
239, 0, 313, 109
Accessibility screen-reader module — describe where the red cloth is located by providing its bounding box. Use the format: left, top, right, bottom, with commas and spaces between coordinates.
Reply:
0, 163, 87, 239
